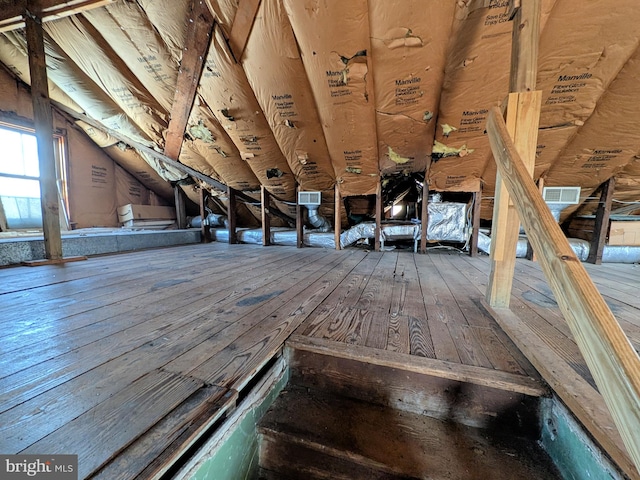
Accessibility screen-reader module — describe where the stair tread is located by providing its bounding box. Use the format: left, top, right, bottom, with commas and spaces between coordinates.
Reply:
259, 386, 561, 479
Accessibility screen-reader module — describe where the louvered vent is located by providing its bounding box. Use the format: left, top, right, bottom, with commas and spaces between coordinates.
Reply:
542, 187, 581, 204
298, 191, 321, 206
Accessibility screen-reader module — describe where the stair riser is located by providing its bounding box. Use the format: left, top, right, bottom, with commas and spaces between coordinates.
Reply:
289, 347, 541, 437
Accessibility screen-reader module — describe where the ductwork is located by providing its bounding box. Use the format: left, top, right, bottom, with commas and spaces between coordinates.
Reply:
306, 206, 332, 232
188, 213, 228, 228
477, 232, 640, 263
546, 203, 572, 223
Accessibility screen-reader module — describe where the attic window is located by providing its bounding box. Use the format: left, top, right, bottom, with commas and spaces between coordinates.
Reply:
0, 124, 66, 230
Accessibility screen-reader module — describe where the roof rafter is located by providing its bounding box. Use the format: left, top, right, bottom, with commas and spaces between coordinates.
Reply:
0, 0, 115, 32
163, 0, 215, 160
51, 100, 296, 225
228, 0, 261, 61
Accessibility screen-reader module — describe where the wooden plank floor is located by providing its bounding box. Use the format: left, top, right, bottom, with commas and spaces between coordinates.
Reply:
0, 243, 638, 479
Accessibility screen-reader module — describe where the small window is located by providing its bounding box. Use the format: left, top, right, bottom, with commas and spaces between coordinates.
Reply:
0, 124, 66, 230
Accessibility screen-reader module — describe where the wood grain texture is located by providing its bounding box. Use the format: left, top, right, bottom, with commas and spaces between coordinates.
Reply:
485, 303, 637, 479
486, 91, 541, 307
25, 9, 62, 260
4, 242, 639, 478
23, 370, 202, 479
588, 177, 616, 265
164, 0, 214, 160
487, 105, 640, 476
1, 0, 114, 32
287, 335, 547, 397
228, 0, 261, 60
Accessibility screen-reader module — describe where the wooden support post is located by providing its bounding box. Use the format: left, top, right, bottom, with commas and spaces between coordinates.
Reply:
261, 185, 271, 246
486, 0, 541, 307
588, 177, 616, 265
526, 178, 544, 261
487, 92, 541, 306
420, 177, 429, 254
25, 8, 62, 261
227, 186, 237, 244
375, 181, 382, 252
486, 106, 640, 475
199, 186, 211, 243
174, 185, 187, 229
334, 183, 341, 250
296, 184, 303, 248
470, 187, 482, 257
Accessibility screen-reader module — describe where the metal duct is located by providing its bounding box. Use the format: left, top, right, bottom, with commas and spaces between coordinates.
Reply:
189, 214, 228, 228
477, 232, 640, 263
545, 203, 574, 223
307, 206, 332, 232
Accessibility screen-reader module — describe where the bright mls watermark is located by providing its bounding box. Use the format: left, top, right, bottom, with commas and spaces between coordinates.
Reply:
0, 455, 77, 479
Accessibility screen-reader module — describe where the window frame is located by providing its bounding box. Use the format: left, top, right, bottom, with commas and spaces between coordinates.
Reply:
0, 116, 69, 231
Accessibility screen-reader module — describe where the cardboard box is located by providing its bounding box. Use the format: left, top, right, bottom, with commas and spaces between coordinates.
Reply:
608, 220, 640, 246
117, 204, 175, 223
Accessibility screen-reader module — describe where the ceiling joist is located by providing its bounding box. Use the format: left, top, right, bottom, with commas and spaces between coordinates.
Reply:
0, 0, 115, 32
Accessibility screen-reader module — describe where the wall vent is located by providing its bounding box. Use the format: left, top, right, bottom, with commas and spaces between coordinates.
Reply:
298, 191, 321, 206
542, 186, 581, 204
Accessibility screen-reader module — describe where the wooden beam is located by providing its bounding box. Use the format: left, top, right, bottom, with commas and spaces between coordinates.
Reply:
174, 186, 187, 229
334, 184, 341, 250
227, 186, 237, 244
510, 0, 540, 92
296, 185, 303, 248
486, 0, 541, 307
420, 176, 428, 254
0, 0, 114, 32
526, 178, 544, 261
484, 302, 637, 478
199, 185, 211, 243
287, 335, 547, 397
228, 0, 261, 61
486, 91, 541, 307
25, 7, 62, 260
22, 255, 87, 266
374, 181, 382, 252
470, 187, 482, 257
588, 177, 616, 265
261, 185, 271, 246
486, 105, 640, 474
163, 0, 214, 160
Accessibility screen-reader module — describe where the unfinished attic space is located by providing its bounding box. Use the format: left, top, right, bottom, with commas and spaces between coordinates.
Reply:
3, 0, 640, 479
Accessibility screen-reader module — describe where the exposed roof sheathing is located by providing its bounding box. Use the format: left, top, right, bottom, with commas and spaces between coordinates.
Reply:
2, 0, 640, 219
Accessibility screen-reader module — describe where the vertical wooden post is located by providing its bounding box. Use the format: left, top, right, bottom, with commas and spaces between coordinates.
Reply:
198, 185, 211, 243
296, 184, 303, 248
470, 187, 482, 257
174, 185, 187, 229
261, 185, 271, 246
375, 181, 382, 252
25, 8, 62, 260
486, 0, 541, 307
420, 176, 429, 254
588, 177, 616, 265
227, 186, 237, 244
526, 177, 544, 261
334, 183, 341, 250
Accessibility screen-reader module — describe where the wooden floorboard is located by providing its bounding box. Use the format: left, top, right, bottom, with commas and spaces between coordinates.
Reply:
457, 252, 639, 479
2, 242, 638, 478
